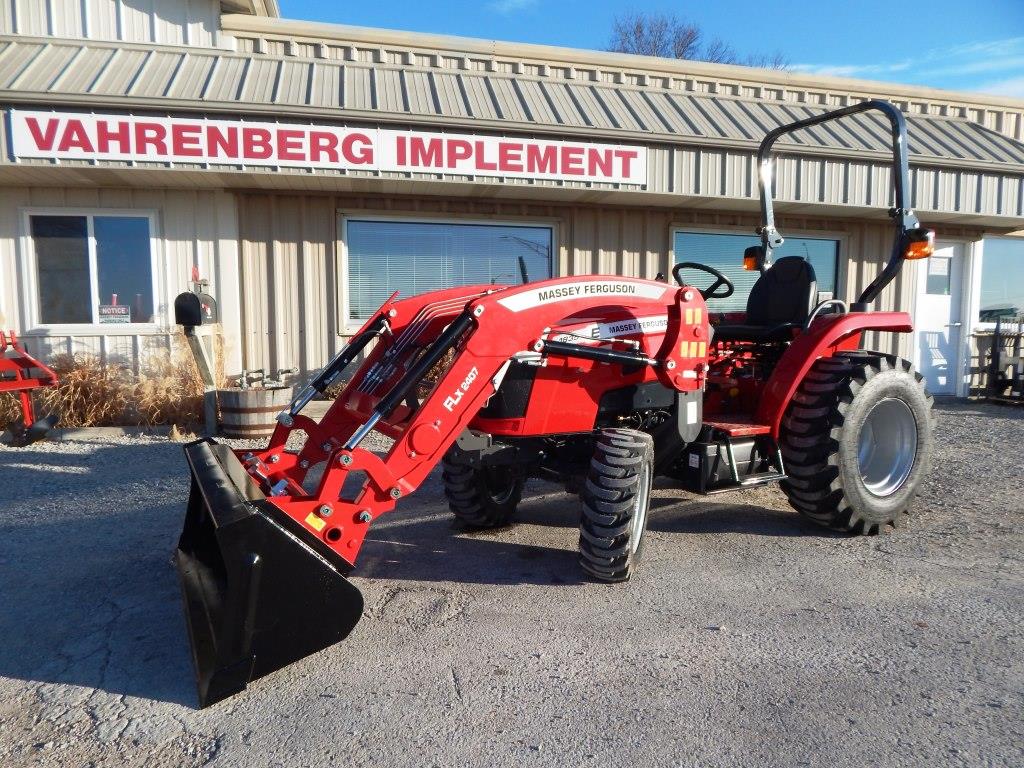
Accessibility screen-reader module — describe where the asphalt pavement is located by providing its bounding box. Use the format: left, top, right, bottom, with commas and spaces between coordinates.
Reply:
0, 400, 1021, 767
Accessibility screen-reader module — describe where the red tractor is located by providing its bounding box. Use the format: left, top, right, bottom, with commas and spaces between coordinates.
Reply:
176, 100, 936, 707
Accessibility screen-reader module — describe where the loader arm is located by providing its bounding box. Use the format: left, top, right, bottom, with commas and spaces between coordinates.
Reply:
238, 276, 709, 569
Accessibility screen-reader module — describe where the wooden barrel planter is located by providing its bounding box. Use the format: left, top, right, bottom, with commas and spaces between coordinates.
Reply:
218, 386, 292, 439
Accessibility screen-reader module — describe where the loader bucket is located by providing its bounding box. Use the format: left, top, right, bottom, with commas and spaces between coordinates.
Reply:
175, 439, 364, 708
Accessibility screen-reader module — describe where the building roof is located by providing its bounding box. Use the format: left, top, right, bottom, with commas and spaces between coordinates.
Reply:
0, 35, 1021, 175
220, 0, 279, 18
223, 14, 1024, 116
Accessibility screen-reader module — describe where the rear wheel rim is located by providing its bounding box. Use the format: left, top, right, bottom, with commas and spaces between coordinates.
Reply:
857, 397, 918, 497
629, 462, 652, 554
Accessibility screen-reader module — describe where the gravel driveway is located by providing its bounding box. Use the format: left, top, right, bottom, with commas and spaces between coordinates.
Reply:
0, 401, 1021, 768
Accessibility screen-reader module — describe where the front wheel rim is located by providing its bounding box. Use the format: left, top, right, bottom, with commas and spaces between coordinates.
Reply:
629, 462, 652, 554
857, 397, 918, 497
482, 466, 517, 505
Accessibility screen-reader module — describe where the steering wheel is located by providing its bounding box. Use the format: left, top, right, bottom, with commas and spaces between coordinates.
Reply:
672, 262, 735, 300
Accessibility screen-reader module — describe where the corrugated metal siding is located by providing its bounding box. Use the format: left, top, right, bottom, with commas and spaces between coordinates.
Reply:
0, 0, 221, 46
0, 186, 242, 373
234, 192, 989, 376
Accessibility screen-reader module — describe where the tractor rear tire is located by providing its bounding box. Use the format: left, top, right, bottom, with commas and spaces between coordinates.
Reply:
578, 428, 654, 582
779, 352, 934, 534
441, 457, 524, 528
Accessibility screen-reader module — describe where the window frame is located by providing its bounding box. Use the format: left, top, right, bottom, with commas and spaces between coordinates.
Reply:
20, 207, 162, 333
970, 235, 1024, 331
669, 224, 847, 310
337, 212, 558, 333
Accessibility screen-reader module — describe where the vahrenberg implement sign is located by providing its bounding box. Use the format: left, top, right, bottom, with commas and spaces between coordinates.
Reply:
9, 110, 648, 185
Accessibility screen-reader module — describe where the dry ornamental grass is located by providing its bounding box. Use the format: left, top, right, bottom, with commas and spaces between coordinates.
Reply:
1, 340, 205, 429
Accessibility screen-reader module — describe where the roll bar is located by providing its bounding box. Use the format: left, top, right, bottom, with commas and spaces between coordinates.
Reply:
754, 99, 926, 310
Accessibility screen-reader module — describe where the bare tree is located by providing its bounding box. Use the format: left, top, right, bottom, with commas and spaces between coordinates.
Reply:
609, 12, 701, 59
609, 12, 789, 71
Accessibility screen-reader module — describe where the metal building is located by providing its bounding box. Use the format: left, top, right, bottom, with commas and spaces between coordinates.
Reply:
1, 0, 1022, 397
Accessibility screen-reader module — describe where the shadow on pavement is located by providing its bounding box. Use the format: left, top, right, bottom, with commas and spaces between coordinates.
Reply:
0, 441, 198, 707
0, 440, 836, 707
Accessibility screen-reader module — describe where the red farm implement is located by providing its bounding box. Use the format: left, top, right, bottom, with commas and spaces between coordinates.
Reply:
175, 100, 938, 707
0, 331, 58, 446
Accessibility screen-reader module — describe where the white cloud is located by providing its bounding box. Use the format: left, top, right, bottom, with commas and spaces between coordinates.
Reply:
793, 36, 1024, 93
976, 76, 1024, 98
792, 61, 911, 79
489, 0, 537, 13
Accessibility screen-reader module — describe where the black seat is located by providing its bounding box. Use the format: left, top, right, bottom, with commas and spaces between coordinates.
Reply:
714, 256, 817, 343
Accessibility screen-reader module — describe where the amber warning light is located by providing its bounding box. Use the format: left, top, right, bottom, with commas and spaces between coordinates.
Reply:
742, 245, 763, 271
903, 228, 935, 260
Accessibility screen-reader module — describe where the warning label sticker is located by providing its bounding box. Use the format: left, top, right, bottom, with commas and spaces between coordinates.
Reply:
548, 315, 669, 343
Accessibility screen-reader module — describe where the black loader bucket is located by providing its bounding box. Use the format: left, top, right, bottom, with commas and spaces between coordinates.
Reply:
176, 439, 364, 708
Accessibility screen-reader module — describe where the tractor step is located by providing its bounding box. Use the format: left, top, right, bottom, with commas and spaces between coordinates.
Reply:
702, 417, 771, 437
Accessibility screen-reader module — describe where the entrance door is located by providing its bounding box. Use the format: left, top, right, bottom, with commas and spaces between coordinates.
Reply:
913, 242, 964, 395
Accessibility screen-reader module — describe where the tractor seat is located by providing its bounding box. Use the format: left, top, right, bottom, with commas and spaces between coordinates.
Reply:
714, 256, 817, 343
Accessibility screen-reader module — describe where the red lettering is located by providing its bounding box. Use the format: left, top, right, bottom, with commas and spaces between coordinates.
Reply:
96, 121, 131, 154
396, 135, 406, 165
615, 149, 639, 179
588, 148, 613, 178
133, 122, 166, 155
277, 129, 305, 161
474, 140, 497, 171
207, 126, 238, 158
409, 137, 443, 167
560, 146, 584, 175
171, 124, 203, 157
25, 117, 59, 151
57, 119, 94, 153
242, 127, 273, 160
309, 131, 339, 163
497, 142, 523, 173
446, 139, 473, 168
525, 145, 557, 174
342, 133, 373, 165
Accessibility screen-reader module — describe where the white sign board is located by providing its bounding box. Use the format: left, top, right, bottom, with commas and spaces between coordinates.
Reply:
9, 109, 648, 185
98, 305, 130, 324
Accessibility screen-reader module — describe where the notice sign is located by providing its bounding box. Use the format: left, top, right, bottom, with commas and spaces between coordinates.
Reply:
98, 305, 130, 324
9, 109, 648, 185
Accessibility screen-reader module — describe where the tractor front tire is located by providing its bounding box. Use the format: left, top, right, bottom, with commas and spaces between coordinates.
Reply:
442, 457, 524, 528
779, 352, 934, 534
579, 428, 654, 582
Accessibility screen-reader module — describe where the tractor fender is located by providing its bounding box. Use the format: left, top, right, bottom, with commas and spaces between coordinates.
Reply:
755, 311, 913, 436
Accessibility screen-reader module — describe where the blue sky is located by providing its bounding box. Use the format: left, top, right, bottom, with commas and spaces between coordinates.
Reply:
279, 0, 1024, 97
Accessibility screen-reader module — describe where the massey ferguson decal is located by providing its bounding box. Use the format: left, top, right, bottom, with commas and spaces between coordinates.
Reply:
498, 281, 668, 312
9, 110, 648, 185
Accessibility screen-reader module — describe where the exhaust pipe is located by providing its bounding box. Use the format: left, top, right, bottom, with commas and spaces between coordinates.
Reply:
176, 439, 364, 707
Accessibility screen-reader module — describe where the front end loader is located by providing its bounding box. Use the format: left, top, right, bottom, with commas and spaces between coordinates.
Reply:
175, 99, 937, 707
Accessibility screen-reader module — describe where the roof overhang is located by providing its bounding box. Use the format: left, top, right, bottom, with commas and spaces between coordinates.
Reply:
221, 14, 1024, 113
220, 0, 279, 18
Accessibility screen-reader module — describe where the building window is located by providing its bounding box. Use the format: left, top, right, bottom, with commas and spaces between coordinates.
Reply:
345, 219, 553, 323
673, 231, 840, 312
979, 237, 1024, 323
30, 213, 155, 325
